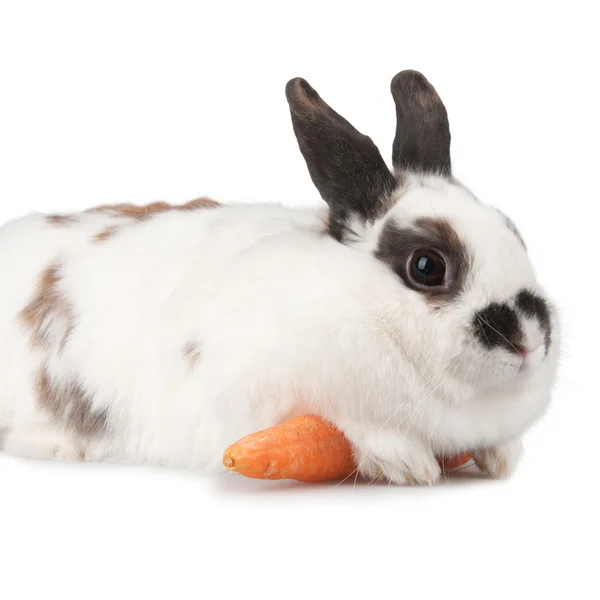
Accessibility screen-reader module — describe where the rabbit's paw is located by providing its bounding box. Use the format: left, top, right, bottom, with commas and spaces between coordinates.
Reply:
354, 430, 441, 485
471, 438, 523, 479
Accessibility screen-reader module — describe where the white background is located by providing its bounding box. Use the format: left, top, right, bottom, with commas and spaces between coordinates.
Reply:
0, 2, 597, 599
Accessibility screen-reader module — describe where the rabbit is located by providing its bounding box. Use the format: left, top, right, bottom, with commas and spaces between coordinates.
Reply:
0, 70, 559, 484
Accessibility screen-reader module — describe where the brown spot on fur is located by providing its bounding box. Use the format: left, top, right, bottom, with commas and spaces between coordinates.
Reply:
87, 197, 219, 220
46, 214, 77, 226
36, 368, 107, 438
180, 197, 220, 211
183, 341, 201, 371
88, 198, 219, 242
87, 201, 172, 221
93, 224, 121, 242
20, 264, 75, 350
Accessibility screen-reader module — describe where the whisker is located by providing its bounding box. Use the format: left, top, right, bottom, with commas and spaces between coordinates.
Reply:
332, 466, 360, 488
352, 463, 360, 493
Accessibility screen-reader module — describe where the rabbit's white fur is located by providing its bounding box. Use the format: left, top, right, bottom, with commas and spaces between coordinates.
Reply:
0, 173, 558, 484
0, 70, 559, 484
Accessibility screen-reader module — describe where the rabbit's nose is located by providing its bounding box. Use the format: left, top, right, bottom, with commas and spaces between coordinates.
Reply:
515, 344, 529, 357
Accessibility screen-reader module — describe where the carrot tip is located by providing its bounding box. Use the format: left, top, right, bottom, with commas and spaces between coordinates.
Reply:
223, 455, 236, 471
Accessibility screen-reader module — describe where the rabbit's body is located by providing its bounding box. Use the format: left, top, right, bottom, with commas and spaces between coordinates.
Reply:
0, 71, 559, 483
0, 201, 344, 468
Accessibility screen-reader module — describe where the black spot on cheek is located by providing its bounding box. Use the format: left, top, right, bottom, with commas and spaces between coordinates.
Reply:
473, 303, 524, 353
515, 290, 552, 353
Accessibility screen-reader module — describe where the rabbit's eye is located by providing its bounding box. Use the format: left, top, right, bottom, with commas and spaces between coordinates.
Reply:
409, 250, 446, 287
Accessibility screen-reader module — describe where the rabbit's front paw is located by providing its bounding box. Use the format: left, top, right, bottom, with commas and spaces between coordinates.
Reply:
355, 430, 441, 486
471, 438, 524, 479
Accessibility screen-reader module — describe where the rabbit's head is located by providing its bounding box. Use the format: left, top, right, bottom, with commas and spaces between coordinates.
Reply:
286, 70, 557, 393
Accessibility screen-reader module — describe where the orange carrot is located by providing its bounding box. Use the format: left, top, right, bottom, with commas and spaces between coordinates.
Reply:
223, 415, 472, 483
223, 416, 356, 482
437, 452, 473, 471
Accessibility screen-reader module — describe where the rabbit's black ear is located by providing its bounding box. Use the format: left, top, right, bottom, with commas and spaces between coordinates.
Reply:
391, 70, 451, 176
286, 77, 396, 241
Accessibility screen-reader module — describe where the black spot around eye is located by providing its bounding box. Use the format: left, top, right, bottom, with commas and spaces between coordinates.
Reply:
375, 217, 472, 303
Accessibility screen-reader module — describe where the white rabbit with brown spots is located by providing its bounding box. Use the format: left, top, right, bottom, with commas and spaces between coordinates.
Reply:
0, 71, 559, 484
